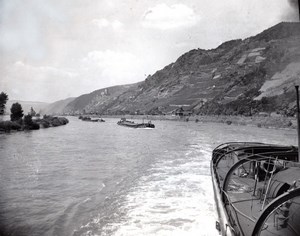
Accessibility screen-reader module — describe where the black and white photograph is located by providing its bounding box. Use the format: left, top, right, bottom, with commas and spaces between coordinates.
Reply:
0, 1, 300, 235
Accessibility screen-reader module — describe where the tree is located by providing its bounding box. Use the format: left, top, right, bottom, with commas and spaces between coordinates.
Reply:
29, 107, 36, 116
24, 114, 33, 126
0, 92, 8, 115
24, 114, 39, 130
10, 103, 24, 121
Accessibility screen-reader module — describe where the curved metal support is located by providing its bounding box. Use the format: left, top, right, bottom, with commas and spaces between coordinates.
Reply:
213, 143, 291, 167
251, 187, 300, 236
214, 144, 297, 168
222, 155, 271, 202
212, 142, 263, 161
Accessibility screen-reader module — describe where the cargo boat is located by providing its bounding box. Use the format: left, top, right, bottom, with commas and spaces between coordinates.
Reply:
211, 142, 300, 236
117, 118, 155, 128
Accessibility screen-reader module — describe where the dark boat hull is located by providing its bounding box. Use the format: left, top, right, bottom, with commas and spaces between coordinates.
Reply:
117, 121, 155, 128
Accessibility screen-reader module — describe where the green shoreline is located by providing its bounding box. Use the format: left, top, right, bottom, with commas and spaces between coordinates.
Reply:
0, 116, 69, 133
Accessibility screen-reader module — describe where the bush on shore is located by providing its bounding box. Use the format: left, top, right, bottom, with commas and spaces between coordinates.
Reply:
0, 115, 69, 133
24, 115, 40, 130
0, 120, 22, 132
41, 115, 69, 126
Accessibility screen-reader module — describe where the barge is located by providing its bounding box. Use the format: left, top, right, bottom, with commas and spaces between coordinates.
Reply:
117, 118, 155, 129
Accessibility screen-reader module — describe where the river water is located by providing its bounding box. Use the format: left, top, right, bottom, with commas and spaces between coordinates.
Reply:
0, 117, 297, 236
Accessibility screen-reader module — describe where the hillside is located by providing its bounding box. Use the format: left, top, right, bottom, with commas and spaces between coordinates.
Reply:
47, 22, 300, 116
62, 84, 138, 114
42, 97, 75, 115
5, 100, 49, 115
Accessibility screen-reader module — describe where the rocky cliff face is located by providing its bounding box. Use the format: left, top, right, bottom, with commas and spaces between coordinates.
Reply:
46, 22, 300, 116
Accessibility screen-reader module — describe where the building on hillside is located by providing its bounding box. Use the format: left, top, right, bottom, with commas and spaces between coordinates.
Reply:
173, 107, 193, 117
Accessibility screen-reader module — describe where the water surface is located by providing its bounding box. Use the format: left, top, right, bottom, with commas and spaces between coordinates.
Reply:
0, 117, 297, 236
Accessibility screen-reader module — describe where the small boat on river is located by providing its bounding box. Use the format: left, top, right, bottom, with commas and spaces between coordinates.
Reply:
211, 142, 300, 236
117, 118, 155, 128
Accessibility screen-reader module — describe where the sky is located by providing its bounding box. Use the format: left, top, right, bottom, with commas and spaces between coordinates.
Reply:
0, 0, 299, 103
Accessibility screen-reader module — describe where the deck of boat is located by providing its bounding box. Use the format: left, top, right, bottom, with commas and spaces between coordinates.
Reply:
212, 142, 300, 236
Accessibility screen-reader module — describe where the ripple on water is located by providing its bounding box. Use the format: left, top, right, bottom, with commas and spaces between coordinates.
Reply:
0, 118, 296, 236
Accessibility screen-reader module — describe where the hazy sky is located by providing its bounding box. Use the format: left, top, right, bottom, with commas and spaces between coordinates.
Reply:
0, 0, 299, 103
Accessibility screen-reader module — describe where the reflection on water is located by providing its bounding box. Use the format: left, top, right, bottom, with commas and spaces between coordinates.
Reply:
0, 117, 297, 235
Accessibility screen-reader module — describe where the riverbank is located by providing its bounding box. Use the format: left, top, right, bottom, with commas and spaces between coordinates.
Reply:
0, 116, 69, 133
97, 114, 296, 130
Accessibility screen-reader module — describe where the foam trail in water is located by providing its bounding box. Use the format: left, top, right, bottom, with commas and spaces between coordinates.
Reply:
100, 143, 218, 236
98, 183, 106, 192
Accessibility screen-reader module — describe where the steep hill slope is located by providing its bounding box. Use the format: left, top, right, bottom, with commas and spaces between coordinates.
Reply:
63, 84, 138, 114
48, 22, 300, 116
42, 97, 75, 115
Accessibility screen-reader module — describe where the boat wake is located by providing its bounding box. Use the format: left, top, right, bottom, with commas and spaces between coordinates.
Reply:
97, 144, 218, 236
